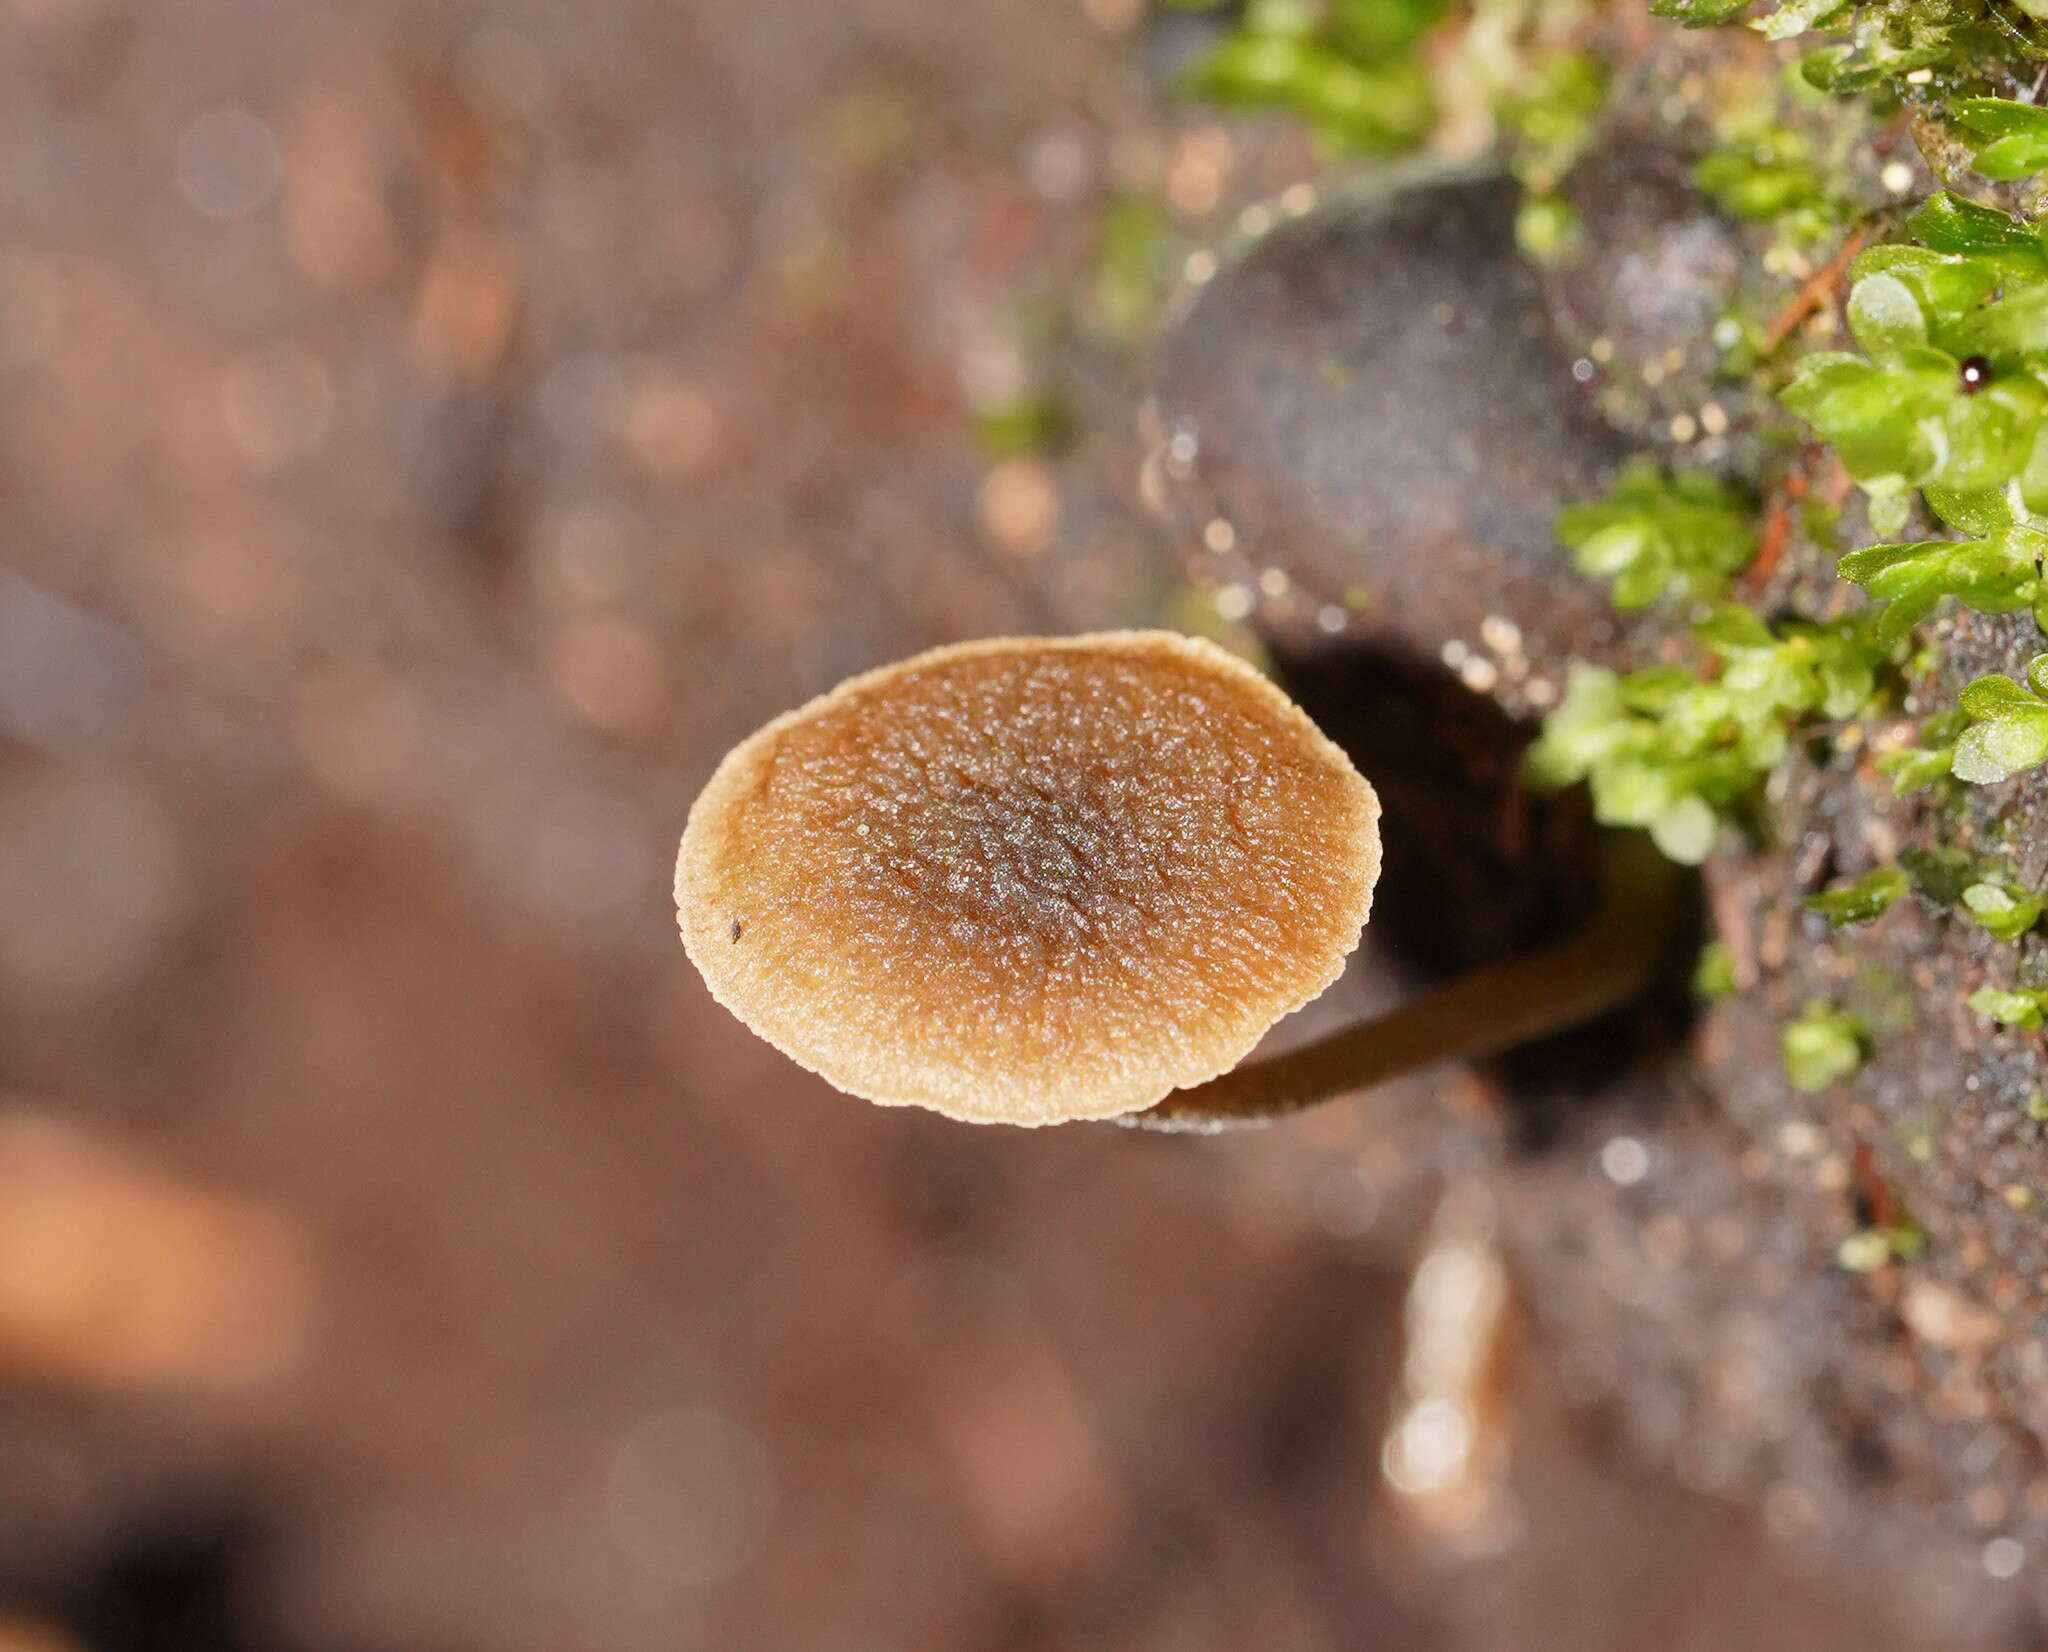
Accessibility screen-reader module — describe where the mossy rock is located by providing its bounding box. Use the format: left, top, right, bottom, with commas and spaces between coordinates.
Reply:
1146, 28, 2048, 1640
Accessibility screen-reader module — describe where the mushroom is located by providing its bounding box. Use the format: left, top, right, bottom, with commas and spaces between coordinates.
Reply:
676, 632, 1681, 1129
677, 632, 1379, 1125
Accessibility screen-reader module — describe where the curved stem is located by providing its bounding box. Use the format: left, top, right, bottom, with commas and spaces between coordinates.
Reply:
1126, 831, 1688, 1134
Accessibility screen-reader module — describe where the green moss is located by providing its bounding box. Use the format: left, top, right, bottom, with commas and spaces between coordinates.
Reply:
1874, 740, 1957, 793
1800, 847, 2041, 936
1961, 875, 2046, 938
1693, 125, 1832, 227
1499, 49, 1609, 194
1525, 606, 1889, 862
1782, 224, 2048, 536
1884, 1213, 1928, 1261
1516, 192, 1583, 263
1837, 1213, 1925, 1270
1654, 0, 2037, 97
1177, 0, 1449, 156
1970, 982, 2048, 1028
1513, 3, 2048, 1081
1897, 843, 1981, 904
1954, 654, 2048, 781
1784, 1000, 1869, 1091
1953, 95, 2048, 180
1092, 192, 1175, 343
1836, 515, 2048, 647
1695, 938, 1740, 998
1556, 459, 1759, 609
972, 396, 1076, 461
1805, 863, 1910, 925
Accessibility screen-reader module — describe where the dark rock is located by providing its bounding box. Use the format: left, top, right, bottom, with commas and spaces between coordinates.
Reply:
1150, 165, 1646, 697
1543, 127, 1756, 453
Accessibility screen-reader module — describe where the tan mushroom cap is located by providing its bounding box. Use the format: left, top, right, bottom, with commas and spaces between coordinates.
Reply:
675, 631, 1381, 1125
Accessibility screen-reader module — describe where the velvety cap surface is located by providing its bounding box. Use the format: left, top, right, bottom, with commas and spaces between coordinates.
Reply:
675, 632, 1381, 1124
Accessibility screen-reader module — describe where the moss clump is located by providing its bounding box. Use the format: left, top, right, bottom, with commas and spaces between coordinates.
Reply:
1652, 0, 2039, 98
1555, 459, 1759, 609
1799, 847, 2043, 937
1969, 982, 2048, 1027
1953, 652, 2048, 780
1695, 938, 1741, 997
1961, 873, 2047, 937
1804, 863, 1910, 925
1782, 206, 2048, 532
1525, 606, 1887, 863
1175, 0, 1450, 156
1783, 1000, 1869, 1091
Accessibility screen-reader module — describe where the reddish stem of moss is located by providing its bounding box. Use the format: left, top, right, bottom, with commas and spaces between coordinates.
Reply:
1762, 227, 1866, 358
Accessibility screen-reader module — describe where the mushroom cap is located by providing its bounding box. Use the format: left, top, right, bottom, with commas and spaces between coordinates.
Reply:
675, 631, 1381, 1125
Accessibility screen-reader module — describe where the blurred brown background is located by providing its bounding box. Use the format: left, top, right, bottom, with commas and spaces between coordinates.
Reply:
0, 1, 1956, 1647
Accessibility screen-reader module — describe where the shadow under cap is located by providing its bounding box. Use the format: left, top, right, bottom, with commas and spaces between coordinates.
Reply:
675, 632, 1382, 1126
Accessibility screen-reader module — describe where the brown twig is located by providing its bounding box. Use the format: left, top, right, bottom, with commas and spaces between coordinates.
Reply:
1736, 465, 1809, 600
1745, 498, 1793, 597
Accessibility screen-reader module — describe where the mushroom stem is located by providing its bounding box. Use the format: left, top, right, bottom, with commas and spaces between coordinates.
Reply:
1129, 831, 1686, 1133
